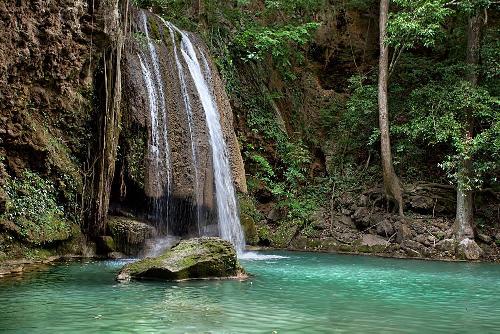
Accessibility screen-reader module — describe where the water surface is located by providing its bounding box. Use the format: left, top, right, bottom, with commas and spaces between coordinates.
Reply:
1, 252, 499, 333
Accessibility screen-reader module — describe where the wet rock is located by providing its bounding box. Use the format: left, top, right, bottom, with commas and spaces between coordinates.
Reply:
356, 234, 388, 253
408, 196, 435, 213
403, 240, 424, 252
369, 213, 385, 225
338, 215, 356, 229
358, 194, 368, 207
267, 208, 286, 223
117, 237, 245, 281
96, 236, 116, 254
240, 213, 258, 245
107, 216, 155, 256
401, 241, 424, 257
376, 220, 394, 237
426, 235, 437, 247
415, 234, 428, 245
271, 221, 300, 248
457, 238, 483, 260
108, 252, 126, 259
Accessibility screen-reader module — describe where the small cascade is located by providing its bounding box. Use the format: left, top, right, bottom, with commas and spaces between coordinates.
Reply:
176, 26, 245, 253
139, 12, 172, 232
138, 54, 160, 189
164, 19, 203, 236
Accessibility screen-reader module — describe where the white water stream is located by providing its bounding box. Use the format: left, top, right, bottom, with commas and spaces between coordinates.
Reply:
138, 14, 245, 253
174, 25, 245, 253
140, 12, 172, 231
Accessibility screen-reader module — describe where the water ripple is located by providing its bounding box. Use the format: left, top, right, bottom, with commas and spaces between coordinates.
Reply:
1, 252, 500, 333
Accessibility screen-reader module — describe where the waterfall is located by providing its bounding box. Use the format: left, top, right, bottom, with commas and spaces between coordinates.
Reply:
133, 12, 245, 254
164, 19, 203, 236
138, 54, 160, 188
139, 12, 172, 232
172, 26, 245, 253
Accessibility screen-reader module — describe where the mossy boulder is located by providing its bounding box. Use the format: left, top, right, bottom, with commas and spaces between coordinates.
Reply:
107, 216, 155, 256
271, 220, 301, 248
240, 214, 258, 245
117, 237, 246, 281
238, 194, 261, 245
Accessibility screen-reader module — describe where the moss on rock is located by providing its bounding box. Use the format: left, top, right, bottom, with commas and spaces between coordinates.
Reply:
117, 237, 246, 281
107, 216, 155, 256
271, 220, 301, 248
238, 194, 261, 245
240, 214, 258, 245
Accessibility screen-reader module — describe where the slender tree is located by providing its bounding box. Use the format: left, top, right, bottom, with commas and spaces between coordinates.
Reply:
378, 0, 404, 216
455, 7, 485, 241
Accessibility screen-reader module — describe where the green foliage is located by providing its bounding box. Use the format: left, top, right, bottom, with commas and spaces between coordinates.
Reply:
279, 182, 328, 221
132, 0, 197, 29
2, 170, 71, 244
481, 28, 500, 95
133, 31, 149, 48
234, 23, 320, 79
398, 77, 499, 189
249, 154, 275, 180
387, 0, 452, 49
343, 75, 379, 152
387, 0, 497, 52
263, 0, 325, 18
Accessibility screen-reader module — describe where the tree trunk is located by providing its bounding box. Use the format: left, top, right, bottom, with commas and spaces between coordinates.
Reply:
196, 0, 207, 28
378, 0, 404, 216
85, 0, 127, 237
455, 10, 483, 240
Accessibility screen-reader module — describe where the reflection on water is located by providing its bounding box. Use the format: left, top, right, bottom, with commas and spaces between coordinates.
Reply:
1, 252, 500, 333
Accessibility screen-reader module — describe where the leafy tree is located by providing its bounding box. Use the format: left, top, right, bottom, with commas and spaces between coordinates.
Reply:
378, 0, 404, 215
391, 0, 498, 242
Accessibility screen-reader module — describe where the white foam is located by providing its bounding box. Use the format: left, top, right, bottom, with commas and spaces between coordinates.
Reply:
143, 236, 181, 258
239, 252, 289, 261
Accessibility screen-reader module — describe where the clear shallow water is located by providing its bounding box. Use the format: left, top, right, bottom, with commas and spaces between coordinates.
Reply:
1, 252, 500, 333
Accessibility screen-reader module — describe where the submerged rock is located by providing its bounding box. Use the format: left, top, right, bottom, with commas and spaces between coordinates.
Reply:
117, 237, 246, 281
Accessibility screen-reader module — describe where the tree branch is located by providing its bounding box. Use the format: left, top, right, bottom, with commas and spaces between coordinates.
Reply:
389, 45, 404, 77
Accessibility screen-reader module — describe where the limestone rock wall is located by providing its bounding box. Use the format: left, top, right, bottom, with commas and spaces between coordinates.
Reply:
116, 10, 246, 236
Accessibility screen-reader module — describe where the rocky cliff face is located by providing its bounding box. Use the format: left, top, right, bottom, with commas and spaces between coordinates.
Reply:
117, 9, 246, 236
0, 1, 248, 260
0, 0, 93, 183
0, 1, 101, 259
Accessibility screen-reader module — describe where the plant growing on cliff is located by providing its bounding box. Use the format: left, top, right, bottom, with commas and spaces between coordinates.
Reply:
234, 23, 320, 80
2, 170, 70, 244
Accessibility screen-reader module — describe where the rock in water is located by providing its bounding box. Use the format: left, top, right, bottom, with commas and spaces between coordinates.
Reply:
117, 237, 246, 281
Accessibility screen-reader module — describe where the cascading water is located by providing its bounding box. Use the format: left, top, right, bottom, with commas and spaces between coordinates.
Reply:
139, 12, 172, 233
164, 19, 203, 236
133, 12, 245, 254
172, 25, 245, 254
138, 54, 160, 191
